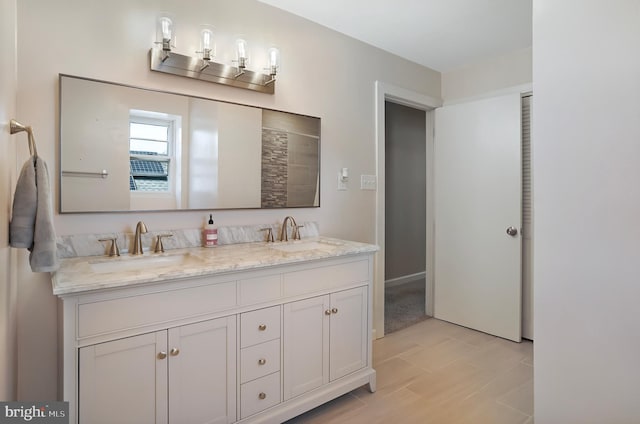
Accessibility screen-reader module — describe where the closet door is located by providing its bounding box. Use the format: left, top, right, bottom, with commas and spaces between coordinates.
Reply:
434, 93, 522, 342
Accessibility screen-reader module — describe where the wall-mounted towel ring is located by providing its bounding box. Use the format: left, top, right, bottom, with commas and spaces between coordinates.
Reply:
10, 119, 38, 157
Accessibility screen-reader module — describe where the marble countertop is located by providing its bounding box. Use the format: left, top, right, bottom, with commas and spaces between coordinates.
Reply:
52, 237, 378, 296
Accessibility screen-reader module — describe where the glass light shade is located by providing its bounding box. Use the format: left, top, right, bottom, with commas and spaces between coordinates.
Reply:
236, 38, 248, 61
268, 47, 280, 74
199, 28, 215, 60
156, 15, 175, 51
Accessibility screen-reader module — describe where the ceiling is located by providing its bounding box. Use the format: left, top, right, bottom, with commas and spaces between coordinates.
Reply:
257, 0, 532, 72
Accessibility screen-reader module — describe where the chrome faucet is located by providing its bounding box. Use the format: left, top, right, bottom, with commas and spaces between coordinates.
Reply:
279, 216, 301, 242
132, 221, 148, 255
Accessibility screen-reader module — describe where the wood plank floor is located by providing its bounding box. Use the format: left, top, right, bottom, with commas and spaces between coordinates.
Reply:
287, 318, 533, 424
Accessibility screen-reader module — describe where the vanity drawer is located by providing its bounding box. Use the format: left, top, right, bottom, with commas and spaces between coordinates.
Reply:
241, 306, 281, 348
239, 274, 281, 306
283, 259, 369, 297
240, 372, 281, 419
241, 338, 281, 384
78, 280, 237, 339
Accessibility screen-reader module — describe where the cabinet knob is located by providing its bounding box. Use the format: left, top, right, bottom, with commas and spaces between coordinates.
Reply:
258, 324, 267, 331
157, 351, 167, 360
325, 309, 332, 315
332, 307, 339, 314
258, 358, 266, 365
170, 348, 180, 356
258, 392, 267, 400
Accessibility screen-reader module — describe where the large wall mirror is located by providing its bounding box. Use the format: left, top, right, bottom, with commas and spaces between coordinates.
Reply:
59, 75, 321, 212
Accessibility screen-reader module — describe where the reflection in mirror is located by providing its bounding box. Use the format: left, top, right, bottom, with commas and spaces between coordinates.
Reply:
59, 75, 320, 212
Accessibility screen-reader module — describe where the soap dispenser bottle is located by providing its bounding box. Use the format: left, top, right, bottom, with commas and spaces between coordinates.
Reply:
203, 214, 218, 247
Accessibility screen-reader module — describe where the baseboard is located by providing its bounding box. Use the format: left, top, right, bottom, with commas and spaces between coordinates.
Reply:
385, 272, 426, 288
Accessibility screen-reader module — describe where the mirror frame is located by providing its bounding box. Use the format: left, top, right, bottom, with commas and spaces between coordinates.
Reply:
58, 74, 321, 213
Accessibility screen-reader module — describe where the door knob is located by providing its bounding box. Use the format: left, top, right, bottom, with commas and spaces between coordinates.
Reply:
157, 351, 167, 360
506, 226, 518, 236
170, 348, 180, 356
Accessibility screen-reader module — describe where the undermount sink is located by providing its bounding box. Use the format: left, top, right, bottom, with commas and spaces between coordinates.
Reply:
89, 253, 202, 273
269, 240, 341, 254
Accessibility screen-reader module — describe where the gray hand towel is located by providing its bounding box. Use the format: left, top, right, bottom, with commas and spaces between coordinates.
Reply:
30, 157, 58, 272
9, 156, 59, 272
9, 157, 37, 248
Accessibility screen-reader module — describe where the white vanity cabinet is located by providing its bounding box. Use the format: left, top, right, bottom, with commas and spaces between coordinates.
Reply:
79, 317, 236, 424
55, 250, 376, 424
283, 286, 367, 400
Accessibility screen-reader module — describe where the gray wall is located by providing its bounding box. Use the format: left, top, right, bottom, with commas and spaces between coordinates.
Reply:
384, 101, 426, 281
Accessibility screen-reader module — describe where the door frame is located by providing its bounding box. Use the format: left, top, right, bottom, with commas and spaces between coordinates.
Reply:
373, 81, 441, 339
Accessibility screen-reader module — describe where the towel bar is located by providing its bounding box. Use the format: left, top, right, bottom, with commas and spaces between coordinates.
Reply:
9, 119, 38, 157
62, 170, 109, 179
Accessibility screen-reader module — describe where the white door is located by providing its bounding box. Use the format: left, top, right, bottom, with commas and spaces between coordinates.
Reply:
434, 93, 522, 342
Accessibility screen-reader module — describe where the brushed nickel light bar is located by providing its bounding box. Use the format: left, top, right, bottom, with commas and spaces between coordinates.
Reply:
149, 16, 279, 94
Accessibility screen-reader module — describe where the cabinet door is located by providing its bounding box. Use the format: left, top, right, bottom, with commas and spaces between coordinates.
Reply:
283, 295, 329, 400
79, 331, 167, 424
168, 316, 237, 424
329, 286, 368, 381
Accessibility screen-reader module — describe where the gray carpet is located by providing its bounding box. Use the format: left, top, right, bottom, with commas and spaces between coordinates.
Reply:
385, 278, 429, 334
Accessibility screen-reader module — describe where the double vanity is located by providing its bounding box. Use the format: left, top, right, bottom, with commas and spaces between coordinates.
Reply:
53, 235, 378, 423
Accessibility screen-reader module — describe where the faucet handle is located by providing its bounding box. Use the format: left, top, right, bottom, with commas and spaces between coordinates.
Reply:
98, 237, 120, 257
292, 224, 304, 240
260, 228, 274, 243
154, 234, 173, 253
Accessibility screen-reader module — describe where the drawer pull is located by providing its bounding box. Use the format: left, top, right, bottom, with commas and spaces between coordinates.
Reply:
325, 309, 332, 316
258, 358, 266, 365
332, 307, 339, 314
258, 324, 267, 331
258, 392, 267, 400
157, 351, 167, 360
170, 348, 180, 356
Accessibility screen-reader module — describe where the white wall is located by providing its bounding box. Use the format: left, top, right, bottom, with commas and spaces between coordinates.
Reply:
533, 1, 640, 422
441, 47, 531, 102
13, 0, 440, 398
0, 0, 18, 401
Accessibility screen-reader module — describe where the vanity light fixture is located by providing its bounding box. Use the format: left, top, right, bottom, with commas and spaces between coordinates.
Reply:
149, 18, 279, 94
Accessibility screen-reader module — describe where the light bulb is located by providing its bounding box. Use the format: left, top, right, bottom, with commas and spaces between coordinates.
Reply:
160, 17, 172, 40
268, 47, 280, 74
201, 29, 212, 51
236, 39, 247, 60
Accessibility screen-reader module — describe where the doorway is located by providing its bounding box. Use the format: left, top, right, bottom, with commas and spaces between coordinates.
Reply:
384, 101, 427, 334
373, 81, 441, 339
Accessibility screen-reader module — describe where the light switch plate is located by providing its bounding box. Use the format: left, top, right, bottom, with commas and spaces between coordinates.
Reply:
337, 172, 348, 190
361, 175, 377, 190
